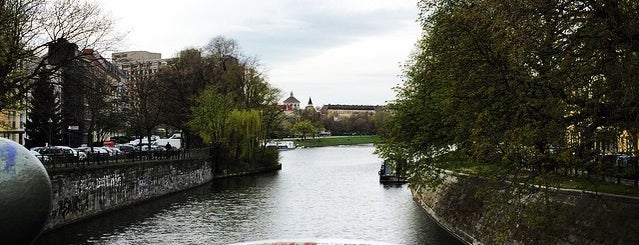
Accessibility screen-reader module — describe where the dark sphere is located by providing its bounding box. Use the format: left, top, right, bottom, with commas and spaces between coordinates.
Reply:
0, 138, 52, 244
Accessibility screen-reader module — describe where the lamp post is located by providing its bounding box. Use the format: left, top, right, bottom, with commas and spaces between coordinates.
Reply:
47, 118, 53, 147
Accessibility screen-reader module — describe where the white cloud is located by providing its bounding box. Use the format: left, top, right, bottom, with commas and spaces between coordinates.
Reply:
98, 0, 422, 106
270, 24, 419, 106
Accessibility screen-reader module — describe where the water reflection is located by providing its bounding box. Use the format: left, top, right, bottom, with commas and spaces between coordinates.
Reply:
36, 145, 462, 244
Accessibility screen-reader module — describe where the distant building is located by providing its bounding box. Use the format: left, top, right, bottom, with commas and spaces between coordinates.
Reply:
112, 51, 167, 80
0, 57, 37, 145
111, 51, 170, 139
320, 104, 378, 121
69, 49, 125, 146
112, 51, 161, 62
0, 110, 27, 145
305, 97, 316, 112
279, 92, 301, 116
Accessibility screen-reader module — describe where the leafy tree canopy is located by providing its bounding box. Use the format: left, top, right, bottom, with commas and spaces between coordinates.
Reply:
377, 1, 639, 242
381, 0, 639, 188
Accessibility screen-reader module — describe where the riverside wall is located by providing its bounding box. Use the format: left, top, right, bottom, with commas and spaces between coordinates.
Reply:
412, 173, 639, 244
44, 159, 213, 231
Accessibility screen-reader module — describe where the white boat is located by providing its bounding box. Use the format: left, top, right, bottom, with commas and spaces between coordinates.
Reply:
265, 141, 296, 150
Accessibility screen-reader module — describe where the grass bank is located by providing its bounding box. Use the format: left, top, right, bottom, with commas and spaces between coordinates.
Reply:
290, 135, 381, 148
440, 157, 639, 197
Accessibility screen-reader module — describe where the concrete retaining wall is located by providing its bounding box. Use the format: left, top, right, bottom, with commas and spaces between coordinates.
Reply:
45, 159, 213, 230
412, 173, 639, 244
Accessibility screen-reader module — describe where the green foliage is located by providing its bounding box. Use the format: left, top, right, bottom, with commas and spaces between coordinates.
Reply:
158, 37, 281, 147
225, 109, 263, 163
188, 83, 276, 173
292, 120, 316, 139
322, 112, 377, 136
0, 0, 34, 110
381, 0, 639, 188
379, 1, 639, 242
187, 87, 233, 145
25, 76, 63, 148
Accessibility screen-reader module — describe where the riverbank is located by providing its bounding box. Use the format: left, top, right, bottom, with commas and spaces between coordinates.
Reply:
412, 172, 639, 244
291, 135, 380, 148
213, 163, 282, 179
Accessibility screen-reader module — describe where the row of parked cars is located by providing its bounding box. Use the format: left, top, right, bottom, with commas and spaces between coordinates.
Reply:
29, 146, 123, 161
29, 144, 176, 164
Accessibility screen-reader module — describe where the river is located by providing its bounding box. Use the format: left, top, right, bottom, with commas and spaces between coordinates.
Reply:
35, 145, 462, 244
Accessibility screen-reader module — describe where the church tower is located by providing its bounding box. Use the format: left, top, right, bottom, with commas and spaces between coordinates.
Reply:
305, 97, 316, 112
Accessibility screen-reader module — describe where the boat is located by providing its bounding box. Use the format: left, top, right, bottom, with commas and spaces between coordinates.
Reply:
265, 141, 296, 150
378, 161, 408, 184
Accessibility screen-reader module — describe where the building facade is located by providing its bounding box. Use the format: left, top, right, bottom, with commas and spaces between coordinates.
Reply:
279, 92, 301, 116
112, 51, 167, 80
319, 104, 378, 121
0, 110, 27, 145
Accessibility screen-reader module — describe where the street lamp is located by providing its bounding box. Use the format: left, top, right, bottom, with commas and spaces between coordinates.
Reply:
47, 118, 53, 147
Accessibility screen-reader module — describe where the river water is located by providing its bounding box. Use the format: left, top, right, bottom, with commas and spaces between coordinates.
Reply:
36, 145, 462, 245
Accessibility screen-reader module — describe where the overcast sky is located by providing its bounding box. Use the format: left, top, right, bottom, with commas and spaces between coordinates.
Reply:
99, 0, 423, 107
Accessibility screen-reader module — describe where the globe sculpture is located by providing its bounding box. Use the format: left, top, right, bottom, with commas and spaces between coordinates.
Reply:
0, 138, 52, 244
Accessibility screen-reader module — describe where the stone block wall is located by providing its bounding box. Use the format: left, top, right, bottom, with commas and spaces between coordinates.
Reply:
44, 159, 213, 230
412, 173, 639, 244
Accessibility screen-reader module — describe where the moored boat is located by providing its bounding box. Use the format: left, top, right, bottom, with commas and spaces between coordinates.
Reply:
265, 140, 296, 150
378, 161, 407, 184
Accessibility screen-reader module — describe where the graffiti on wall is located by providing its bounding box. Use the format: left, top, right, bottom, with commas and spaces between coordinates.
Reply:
47, 161, 213, 229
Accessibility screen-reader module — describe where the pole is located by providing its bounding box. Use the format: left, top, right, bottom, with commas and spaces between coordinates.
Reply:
47, 118, 53, 147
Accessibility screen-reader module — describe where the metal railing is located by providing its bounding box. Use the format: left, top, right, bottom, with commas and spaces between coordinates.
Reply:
37, 148, 210, 171
527, 155, 639, 187
586, 155, 639, 187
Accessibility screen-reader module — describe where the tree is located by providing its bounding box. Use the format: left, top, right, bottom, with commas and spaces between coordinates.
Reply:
156, 48, 208, 147
124, 73, 165, 150
84, 68, 120, 146
25, 75, 62, 148
0, 0, 122, 111
225, 109, 263, 169
59, 54, 121, 147
203, 36, 281, 109
372, 107, 391, 137
188, 87, 272, 173
293, 120, 316, 140
381, 0, 639, 185
378, 0, 639, 243
187, 87, 233, 146
159, 36, 281, 147
157, 36, 281, 173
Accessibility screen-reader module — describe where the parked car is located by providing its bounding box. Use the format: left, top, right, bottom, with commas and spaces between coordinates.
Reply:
54, 146, 86, 161
29, 150, 49, 163
32, 146, 65, 155
96, 147, 115, 157
76, 146, 110, 159
116, 144, 137, 158
30, 146, 78, 164
116, 144, 135, 152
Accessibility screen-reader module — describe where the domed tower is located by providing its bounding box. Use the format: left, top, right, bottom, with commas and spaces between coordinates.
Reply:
282, 92, 300, 110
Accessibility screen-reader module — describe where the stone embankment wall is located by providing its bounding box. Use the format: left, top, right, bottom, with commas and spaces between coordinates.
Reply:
44, 159, 213, 230
412, 173, 639, 244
